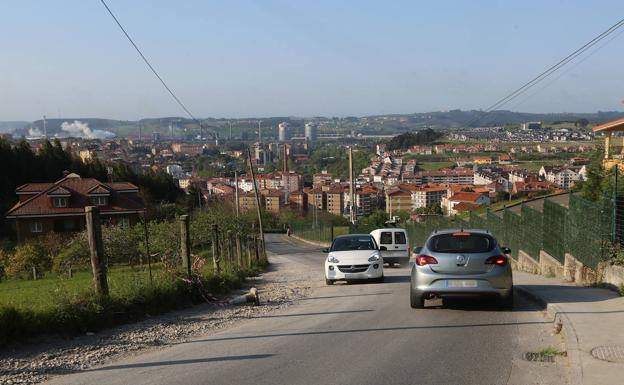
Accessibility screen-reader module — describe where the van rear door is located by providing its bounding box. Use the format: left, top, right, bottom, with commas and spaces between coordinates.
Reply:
393, 230, 409, 257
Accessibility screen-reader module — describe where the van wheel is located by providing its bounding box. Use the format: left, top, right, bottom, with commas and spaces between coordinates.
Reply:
325, 278, 334, 285
410, 290, 424, 309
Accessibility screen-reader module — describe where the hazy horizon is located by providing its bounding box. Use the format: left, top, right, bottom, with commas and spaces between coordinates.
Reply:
2, 1, 624, 121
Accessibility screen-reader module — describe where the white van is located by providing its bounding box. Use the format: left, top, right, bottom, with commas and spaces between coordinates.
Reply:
370, 228, 410, 266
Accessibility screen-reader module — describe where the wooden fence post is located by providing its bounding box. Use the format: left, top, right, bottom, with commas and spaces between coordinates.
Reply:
211, 224, 221, 273
179, 215, 191, 277
227, 230, 234, 271
235, 232, 242, 268
85, 206, 109, 297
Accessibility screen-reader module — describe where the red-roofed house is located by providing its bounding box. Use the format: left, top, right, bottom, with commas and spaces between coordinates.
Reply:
6, 174, 145, 243
443, 191, 490, 216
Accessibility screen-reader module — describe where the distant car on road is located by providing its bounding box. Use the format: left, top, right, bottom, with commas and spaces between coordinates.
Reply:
410, 229, 513, 309
324, 234, 385, 285
370, 228, 410, 267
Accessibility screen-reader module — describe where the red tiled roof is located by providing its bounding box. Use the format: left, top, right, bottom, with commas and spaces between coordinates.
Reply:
15, 183, 54, 193
454, 202, 481, 212
593, 118, 624, 132
87, 185, 111, 194
7, 176, 143, 217
47, 186, 71, 196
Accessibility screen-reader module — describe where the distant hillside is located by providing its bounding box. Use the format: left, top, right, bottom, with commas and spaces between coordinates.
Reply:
363, 110, 624, 130
8, 110, 624, 138
0, 121, 29, 133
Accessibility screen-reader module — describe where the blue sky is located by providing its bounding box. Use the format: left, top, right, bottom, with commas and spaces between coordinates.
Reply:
1, 0, 623, 120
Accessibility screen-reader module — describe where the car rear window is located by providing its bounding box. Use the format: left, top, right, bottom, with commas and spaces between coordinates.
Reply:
380, 232, 393, 244
394, 231, 406, 244
427, 233, 495, 253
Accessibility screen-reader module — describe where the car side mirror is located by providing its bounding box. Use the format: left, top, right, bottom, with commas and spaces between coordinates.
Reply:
379, 246, 387, 251
322, 248, 329, 253
501, 247, 511, 254
413, 246, 423, 255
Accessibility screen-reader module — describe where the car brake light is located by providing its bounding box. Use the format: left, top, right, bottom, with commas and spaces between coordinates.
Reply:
452, 232, 471, 236
416, 255, 438, 266
485, 255, 507, 266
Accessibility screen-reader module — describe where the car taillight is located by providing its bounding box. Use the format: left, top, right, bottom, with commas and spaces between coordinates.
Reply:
416, 255, 438, 266
485, 255, 507, 266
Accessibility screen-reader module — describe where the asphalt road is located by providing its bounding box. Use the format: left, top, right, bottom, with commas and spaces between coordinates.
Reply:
46, 234, 564, 385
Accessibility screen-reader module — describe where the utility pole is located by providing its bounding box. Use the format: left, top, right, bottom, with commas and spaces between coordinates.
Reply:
234, 170, 240, 218
43, 115, 47, 139
349, 146, 356, 224
246, 148, 265, 253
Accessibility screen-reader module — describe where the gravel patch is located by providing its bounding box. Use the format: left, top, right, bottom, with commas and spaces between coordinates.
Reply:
0, 254, 319, 385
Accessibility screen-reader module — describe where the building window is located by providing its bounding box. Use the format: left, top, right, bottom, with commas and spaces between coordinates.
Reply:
53, 197, 68, 208
63, 219, 76, 230
119, 217, 130, 228
92, 196, 108, 206
29, 221, 43, 233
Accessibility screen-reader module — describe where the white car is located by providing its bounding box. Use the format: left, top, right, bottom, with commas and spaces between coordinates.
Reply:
324, 234, 385, 285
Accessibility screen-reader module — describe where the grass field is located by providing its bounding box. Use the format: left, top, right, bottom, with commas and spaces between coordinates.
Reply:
417, 161, 456, 170
0, 260, 225, 313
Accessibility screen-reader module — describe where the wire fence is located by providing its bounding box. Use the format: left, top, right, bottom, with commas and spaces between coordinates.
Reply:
289, 192, 618, 270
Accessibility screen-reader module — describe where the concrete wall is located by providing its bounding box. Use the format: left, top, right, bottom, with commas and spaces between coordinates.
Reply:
539, 250, 564, 279
515, 249, 623, 291
517, 250, 540, 275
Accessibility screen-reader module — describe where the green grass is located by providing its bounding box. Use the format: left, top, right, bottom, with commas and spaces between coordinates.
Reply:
417, 161, 455, 171
0, 258, 264, 345
538, 346, 565, 357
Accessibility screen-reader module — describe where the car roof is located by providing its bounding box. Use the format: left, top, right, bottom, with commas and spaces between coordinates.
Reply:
372, 228, 407, 232
429, 228, 491, 236
334, 234, 372, 238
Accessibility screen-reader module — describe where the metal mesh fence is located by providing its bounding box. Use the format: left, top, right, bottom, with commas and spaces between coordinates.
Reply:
565, 194, 613, 269
503, 208, 521, 258
520, 204, 543, 260
542, 198, 567, 263
486, 211, 505, 244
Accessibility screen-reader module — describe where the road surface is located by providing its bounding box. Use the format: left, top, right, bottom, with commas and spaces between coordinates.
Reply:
45, 234, 567, 385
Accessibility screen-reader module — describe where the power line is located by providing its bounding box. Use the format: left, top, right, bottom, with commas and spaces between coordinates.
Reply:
99, 0, 200, 125
466, 17, 624, 127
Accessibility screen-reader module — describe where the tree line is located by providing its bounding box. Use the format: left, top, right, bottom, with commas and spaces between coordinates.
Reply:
386, 129, 442, 151
0, 137, 182, 241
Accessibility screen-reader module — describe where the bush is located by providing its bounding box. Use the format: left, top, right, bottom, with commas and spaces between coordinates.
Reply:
0, 249, 9, 281
52, 234, 90, 275
5, 243, 50, 280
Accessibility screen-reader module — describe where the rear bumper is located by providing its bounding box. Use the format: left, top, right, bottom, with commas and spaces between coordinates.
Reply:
411, 265, 513, 298
383, 256, 410, 264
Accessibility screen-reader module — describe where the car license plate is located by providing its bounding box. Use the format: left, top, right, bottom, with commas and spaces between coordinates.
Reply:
448, 280, 477, 288
344, 273, 360, 279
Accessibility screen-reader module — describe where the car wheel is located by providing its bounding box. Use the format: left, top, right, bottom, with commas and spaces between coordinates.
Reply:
501, 290, 514, 310
410, 289, 424, 309
325, 278, 334, 285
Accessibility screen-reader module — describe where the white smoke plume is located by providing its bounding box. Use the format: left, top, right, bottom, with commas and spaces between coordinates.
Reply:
60, 120, 115, 139
28, 127, 44, 137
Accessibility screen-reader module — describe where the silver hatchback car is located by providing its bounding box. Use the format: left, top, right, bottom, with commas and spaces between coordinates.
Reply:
410, 229, 513, 309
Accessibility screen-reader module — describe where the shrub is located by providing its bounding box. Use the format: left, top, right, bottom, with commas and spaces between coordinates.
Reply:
5, 243, 49, 280
52, 234, 90, 275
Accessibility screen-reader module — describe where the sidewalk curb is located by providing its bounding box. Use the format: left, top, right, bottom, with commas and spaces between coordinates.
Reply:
515, 285, 583, 385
